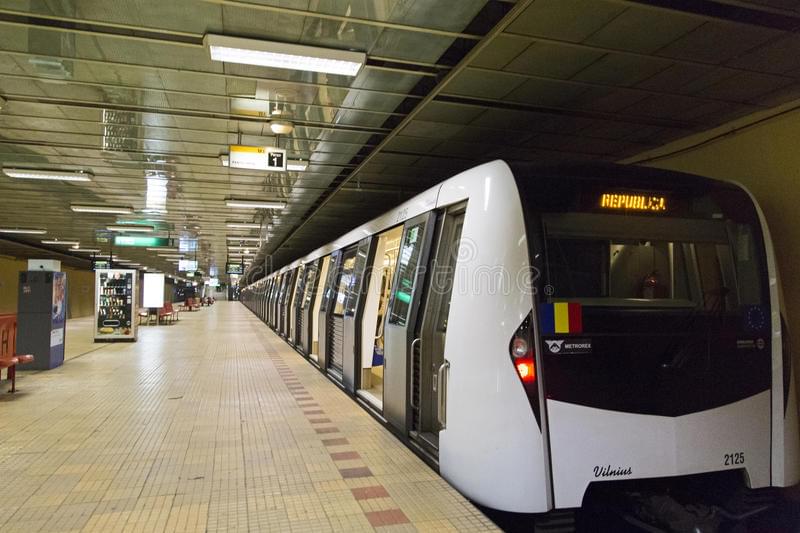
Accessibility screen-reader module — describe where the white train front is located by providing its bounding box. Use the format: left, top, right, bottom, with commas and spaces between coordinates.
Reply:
240, 160, 800, 514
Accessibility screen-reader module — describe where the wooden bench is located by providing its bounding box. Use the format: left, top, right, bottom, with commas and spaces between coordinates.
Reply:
0, 354, 34, 393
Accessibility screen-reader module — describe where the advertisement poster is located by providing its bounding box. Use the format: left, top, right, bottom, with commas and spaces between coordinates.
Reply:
50, 272, 66, 359
50, 272, 67, 366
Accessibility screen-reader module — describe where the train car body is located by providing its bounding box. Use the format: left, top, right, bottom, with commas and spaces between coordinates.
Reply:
241, 160, 799, 513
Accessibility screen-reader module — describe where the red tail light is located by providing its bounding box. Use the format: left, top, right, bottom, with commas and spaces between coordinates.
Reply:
516, 357, 535, 382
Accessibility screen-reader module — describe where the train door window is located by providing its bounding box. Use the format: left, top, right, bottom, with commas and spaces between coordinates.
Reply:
388, 221, 429, 326
333, 248, 358, 316
302, 261, 319, 309
344, 241, 370, 317
358, 225, 403, 411
312, 255, 332, 360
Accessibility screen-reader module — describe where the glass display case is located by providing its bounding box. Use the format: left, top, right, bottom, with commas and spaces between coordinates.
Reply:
94, 269, 137, 342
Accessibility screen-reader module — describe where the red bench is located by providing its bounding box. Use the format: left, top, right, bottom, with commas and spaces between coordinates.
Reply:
1, 354, 34, 393
158, 301, 179, 324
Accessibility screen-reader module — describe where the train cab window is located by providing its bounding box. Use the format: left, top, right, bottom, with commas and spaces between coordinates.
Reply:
542, 212, 760, 310
389, 221, 427, 326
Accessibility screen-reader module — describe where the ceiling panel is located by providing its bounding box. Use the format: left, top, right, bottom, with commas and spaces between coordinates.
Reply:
2, 0, 800, 283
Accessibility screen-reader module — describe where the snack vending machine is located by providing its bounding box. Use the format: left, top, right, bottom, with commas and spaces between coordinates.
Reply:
94, 269, 137, 342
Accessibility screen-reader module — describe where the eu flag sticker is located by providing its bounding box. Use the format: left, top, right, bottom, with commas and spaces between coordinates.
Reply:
540, 303, 583, 335
742, 305, 769, 333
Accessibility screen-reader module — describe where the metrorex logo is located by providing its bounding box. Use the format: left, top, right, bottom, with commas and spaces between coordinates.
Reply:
544, 338, 592, 355
545, 340, 565, 353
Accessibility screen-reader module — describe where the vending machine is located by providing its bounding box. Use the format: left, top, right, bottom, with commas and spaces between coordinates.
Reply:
94, 269, 137, 342
17, 270, 67, 370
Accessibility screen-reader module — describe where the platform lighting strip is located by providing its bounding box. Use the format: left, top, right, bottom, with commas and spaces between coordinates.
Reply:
226, 199, 286, 209
71, 204, 133, 214
226, 222, 261, 229
203, 34, 365, 77
226, 236, 261, 241
0, 227, 47, 234
42, 239, 80, 246
106, 224, 154, 232
73, 248, 101, 253
3, 168, 93, 181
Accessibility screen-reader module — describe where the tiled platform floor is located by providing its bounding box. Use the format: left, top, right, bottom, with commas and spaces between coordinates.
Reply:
0, 302, 498, 532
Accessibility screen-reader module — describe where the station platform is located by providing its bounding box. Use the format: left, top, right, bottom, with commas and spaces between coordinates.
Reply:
0, 302, 498, 532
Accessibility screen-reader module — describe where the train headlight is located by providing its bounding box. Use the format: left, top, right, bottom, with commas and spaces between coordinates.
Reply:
512, 337, 528, 358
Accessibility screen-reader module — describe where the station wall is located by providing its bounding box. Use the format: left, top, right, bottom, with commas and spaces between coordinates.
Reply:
626, 102, 800, 389
0, 256, 94, 318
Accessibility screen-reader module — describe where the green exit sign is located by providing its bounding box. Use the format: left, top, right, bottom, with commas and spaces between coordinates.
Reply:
114, 236, 171, 247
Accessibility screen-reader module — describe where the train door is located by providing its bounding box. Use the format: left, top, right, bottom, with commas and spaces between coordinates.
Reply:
299, 259, 320, 354
327, 245, 359, 384
357, 225, 403, 412
311, 255, 332, 365
341, 238, 371, 392
317, 251, 341, 371
280, 270, 294, 337
409, 206, 465, 459
272, 273, 283, 329
383, 212, 437, 432
289, 265, 304, 345
267, 279, 274, 324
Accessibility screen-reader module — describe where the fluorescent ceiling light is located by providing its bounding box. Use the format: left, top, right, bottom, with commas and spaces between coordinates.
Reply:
145, 174, 168, 213
219, 155, 229, 167
146, 247, 177, 251
226, 236, 261, 241
42, 239, 80, 246
73, 248, 101, 253
226, 199, 286, 209
204, 34, 365, 77
287, 159, 308, 171
71, 204, 133, 214
106, 224, 154, 232
226, 222, 261, 229
0, 227, 46, 235
3, 168, 93, 182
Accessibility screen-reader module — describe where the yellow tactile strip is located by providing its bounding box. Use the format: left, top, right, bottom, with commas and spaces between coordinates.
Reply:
0, 303, 498, 532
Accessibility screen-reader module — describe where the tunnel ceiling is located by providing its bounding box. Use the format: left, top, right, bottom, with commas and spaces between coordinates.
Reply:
1, 0, 800, 281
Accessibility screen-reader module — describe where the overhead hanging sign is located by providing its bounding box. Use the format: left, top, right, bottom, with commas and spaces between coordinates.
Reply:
229, 145, 287, 172
114, 236, 171, 247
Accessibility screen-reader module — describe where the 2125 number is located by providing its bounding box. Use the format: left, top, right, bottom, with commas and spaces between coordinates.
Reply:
724, 452, 745, 466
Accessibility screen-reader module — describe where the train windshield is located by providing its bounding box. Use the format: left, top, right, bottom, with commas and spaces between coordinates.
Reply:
530, 176, 772, 416
542, 213, 764, 311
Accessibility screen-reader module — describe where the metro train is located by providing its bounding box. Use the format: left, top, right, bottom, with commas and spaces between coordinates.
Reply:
241, 160, 800, 516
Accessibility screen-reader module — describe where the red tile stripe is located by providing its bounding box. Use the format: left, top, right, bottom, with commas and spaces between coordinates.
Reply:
266, 349, 410, 530
351, 485, 389, 500
365, 509, 410, 527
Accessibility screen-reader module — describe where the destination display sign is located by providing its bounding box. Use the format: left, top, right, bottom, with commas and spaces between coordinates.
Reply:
600, 192, 667, 212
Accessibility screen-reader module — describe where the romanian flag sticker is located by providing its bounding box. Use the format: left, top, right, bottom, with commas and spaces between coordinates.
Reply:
540, 302, 583, 335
